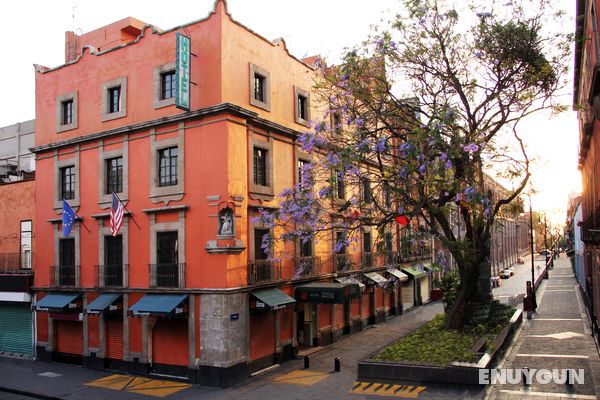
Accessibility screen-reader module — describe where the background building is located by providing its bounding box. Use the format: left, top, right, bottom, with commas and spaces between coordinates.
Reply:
0, 119, 36, 357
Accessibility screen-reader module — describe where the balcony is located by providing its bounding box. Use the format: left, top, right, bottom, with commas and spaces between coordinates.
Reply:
94, 264, 128, 288
399, 242, 432, 261
50, 265, 80, 287
333, 253, 355, 273
383, 250, 399, 266
292, 256, 322, 279
361, 252, 374, 268
248, 259, 281, 285
0, 252, 33, 273
149, 263, 185, 288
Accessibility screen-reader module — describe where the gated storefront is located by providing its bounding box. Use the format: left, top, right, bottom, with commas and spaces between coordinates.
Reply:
0, 302, 33, 356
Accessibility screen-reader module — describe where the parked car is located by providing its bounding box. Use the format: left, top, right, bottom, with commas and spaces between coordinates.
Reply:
500, 269, 512, 279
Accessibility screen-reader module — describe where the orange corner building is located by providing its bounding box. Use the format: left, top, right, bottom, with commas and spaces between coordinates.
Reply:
32, 0, 432, 386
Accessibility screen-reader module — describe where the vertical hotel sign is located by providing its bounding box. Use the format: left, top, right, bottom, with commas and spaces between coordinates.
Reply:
175, 33, 191, 111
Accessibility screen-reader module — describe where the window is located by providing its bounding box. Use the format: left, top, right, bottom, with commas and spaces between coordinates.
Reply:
249, 64, 270, 111
298, 95, 308, 120
253, 147, 267, 186
55, 91, 78, 132
59, 238, 76, 286
254, 228, 270, 260
106, 157, 123, 194
62, 100, 73, 125
298, 159, 310, 186
102, 77, 127, 121
104, 235, 123, 287
363, 231, 373, 267
294, 87, 310, 125
332, 112, 342, 134
335, 171, 345, 199
60, 166, 75, 200
158, 147, 178, 187
20, 220, 32, 269
300, 239, 312, 258
157, 232, 178, 264
362, 178, 372, 203
59, 238, 75, 267
160, 70, 176, 100
335, 231, 347, 254
108, 86, 121, 113
254, 74, 266, 102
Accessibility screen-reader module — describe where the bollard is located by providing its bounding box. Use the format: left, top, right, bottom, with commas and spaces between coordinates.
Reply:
522, 367, 529, 386
304, 355, 310, 369
334, 357, 341, 372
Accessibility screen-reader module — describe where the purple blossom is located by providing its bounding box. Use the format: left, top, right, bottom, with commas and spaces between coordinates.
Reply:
279, 188, 294, 197
400, 167, 407, 177
463, 143, 479, 153
318, 187, 331, 198
341, 73, 350, 81
445, 159, 452, 169
475, 50, 483, 58
375, 137, 387, 153
463, 186, 476, 202
419, 164, 426, 175
355, 118, 365, 127
440, 152, 448, 161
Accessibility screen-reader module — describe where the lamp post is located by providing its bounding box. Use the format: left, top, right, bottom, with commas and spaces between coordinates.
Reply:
528, 199, 536, 297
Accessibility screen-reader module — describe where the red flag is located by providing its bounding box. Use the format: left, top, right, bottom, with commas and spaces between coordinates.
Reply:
110, 193, 125, 236
394, 215, 409, 225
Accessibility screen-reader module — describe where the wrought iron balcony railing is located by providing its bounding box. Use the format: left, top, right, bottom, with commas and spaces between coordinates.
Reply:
248, 259, 282, 285
149, 263, 185, 289
0, 252, 33, 273
94, 264, 128, 288
292, 256, 322, 279
50, 265, 80, 287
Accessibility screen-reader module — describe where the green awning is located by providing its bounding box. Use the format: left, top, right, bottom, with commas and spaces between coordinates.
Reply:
295, 282, 359, 304
87, 293, 122, 314
35, 293, 80, 312
402, 267, 427, 279
129, 294, 188, 317
251, 289, 296, 311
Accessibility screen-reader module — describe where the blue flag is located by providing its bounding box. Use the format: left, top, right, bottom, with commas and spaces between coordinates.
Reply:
62, 200, 77, 236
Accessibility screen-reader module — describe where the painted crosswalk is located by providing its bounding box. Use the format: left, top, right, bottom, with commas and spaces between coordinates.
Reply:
86, 374, 191, 398
350, 381, 426, 398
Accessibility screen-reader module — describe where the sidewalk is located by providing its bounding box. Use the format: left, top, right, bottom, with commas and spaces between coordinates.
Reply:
0, 301, 448, 400
487, 257, 600, 400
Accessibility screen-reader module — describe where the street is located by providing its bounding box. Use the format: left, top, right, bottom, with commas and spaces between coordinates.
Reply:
493, 254, 549, 305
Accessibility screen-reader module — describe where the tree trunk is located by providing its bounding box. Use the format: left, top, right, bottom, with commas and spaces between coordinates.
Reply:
444, 236, 493, 330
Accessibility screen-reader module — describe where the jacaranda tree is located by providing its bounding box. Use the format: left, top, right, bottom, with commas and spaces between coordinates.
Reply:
257, 0, 571, 330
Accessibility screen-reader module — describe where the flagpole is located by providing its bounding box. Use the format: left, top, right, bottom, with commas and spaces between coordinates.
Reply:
113, 192, 141, 229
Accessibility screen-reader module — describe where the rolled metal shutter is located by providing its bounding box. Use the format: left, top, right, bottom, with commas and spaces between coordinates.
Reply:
55, 320, 83, 355
152, 318, 188, 366
106, 319, 123, 360
0, 303, 33, 356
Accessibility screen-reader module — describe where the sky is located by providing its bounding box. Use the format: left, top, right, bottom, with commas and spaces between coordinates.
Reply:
0, 0, 580, 224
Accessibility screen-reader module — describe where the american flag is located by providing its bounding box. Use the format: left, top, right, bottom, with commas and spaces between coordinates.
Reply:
110, 192, 125, 236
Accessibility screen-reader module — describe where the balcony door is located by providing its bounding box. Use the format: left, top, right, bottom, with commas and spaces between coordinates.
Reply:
59, 238, 75, 286
104, 235, 123, 287
157, 232, 178, 288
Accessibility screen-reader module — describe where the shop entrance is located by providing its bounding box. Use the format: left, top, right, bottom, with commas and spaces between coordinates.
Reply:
296, 303, 316, 347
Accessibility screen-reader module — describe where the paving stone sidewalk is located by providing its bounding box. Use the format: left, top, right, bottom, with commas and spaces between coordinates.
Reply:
486, 257, 600, 400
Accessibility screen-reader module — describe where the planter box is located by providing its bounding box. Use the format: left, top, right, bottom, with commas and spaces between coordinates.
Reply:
430, 288, 444, 301
357, 309, 522, 386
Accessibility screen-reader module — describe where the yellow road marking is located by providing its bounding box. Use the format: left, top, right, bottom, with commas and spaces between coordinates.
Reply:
272, 369, 330, 386
86, 374, 191, 398
350, 381, 426, 398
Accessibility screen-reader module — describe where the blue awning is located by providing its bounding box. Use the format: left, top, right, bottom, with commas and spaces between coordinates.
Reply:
35, 293, 80, 312
129, 294, 188, 317
87, 293, 122, 313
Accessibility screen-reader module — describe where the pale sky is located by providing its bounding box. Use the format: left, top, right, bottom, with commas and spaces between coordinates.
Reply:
0, 0, 580, 223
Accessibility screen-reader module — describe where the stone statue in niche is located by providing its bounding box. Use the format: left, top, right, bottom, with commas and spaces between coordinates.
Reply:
218, 208, 234, 236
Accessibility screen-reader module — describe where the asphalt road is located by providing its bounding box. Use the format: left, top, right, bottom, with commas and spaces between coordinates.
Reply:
493, 254, 551, 305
